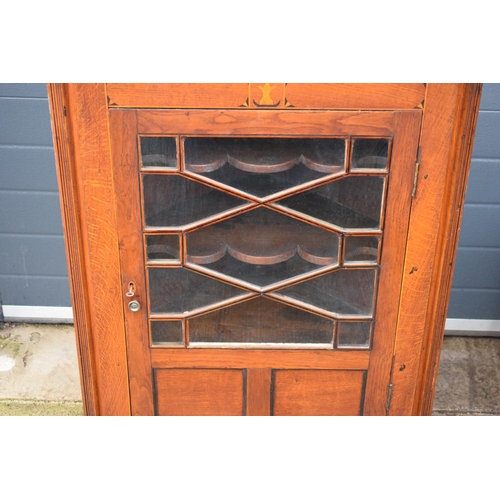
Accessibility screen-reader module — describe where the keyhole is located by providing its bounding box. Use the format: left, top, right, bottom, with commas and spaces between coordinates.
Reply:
126, 282, 136, 297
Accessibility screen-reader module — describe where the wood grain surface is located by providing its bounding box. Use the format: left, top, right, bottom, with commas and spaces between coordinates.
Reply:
246, 368, 271, 415
388, 84, 483, 415
285, 84, 425, 110
106, 83, 425, 110
388, 84, 482, 415
62, 84, 131, 415
109, 109, 155, 415
47, 84, 99, 416
151, 348, 370, 370
107, 83, 249, 108
155, 369, 245, 416
416, 84, 482, 415
272, 370, 365, 416
362, 111, 422, 415
138, 109, 394, 137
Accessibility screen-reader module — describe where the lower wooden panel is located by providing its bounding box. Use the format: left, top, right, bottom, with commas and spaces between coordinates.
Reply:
272, 370, 366, 416
154, 367, 365, 416
155, 369, 245, 416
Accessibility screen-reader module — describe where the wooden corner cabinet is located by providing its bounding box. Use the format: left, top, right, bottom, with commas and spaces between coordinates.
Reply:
48, 83, 481, 416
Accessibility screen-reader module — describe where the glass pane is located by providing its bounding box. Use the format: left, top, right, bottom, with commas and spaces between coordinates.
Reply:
151, 321, 184, 346
344, 236, 379, 264
146, 235, 180, 262
184, 138, 345, 198
140, 137, 177, 169
148, 268, 248, 315
274, 269, 376, 317
186, 207, 339, 287
143, 175, 249, 228
189, 297, 334, 345
352, 139, 389, 170
337, 322, 371, 348
275, 176, 385, 230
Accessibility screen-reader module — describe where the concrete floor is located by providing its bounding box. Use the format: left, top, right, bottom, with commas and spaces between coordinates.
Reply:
0, 322, 83, 416
0, 322, 498, 416
433, 336, 500, 415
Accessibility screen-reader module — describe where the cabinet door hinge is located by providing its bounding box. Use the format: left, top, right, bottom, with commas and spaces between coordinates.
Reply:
386, 383, 394, 412
411, 162, 420, 198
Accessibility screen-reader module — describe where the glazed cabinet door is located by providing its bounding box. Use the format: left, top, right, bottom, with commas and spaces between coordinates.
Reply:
109, 109, 421, 415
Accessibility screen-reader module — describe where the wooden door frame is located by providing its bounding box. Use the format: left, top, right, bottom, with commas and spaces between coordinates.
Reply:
47, 83, 482, 416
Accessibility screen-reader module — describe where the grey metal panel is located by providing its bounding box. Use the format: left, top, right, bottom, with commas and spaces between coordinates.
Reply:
0, 275, 71, 307
0, 146, 58, 191
462, 160, 500, 204
0, 98, 54, 146
0, 84, 48, 98
0, 235, 67, 276
447, 289, 500, 320
448, 83, 500, 320
0, 191, 63, 235
457, 205, 500, 247
451, 248, 500, 289
0, 83, 69, 310
477, 84, 500, 111
470, 111, 500, 159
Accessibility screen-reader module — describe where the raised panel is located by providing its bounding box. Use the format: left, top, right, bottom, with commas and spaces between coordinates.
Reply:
0, 147, 58, 191
272, 369, 365, 416
0, 83, 48, 98
448, 289, 500, 320
472, 112, 500, 158
0, 98, 54, 146
464, 160, 500, 204
451, 248, 500, 289
155, 369, 245, 416
477, 84, 500, 111
0, 275, 71, 306
459, 206, 500, 247
0, 235, 67, 276
0, 192, 63, 235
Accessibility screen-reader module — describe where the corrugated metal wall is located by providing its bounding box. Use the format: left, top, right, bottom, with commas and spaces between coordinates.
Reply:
0, 83, 498, 320
0, 84, 70, 307
447, 84, 500, 319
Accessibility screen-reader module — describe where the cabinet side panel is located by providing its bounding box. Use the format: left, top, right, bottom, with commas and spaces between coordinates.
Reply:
47, 84, 98, 415
390, 84, 481, 415
416, 84, 482, 415
64, 84, 131, 415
